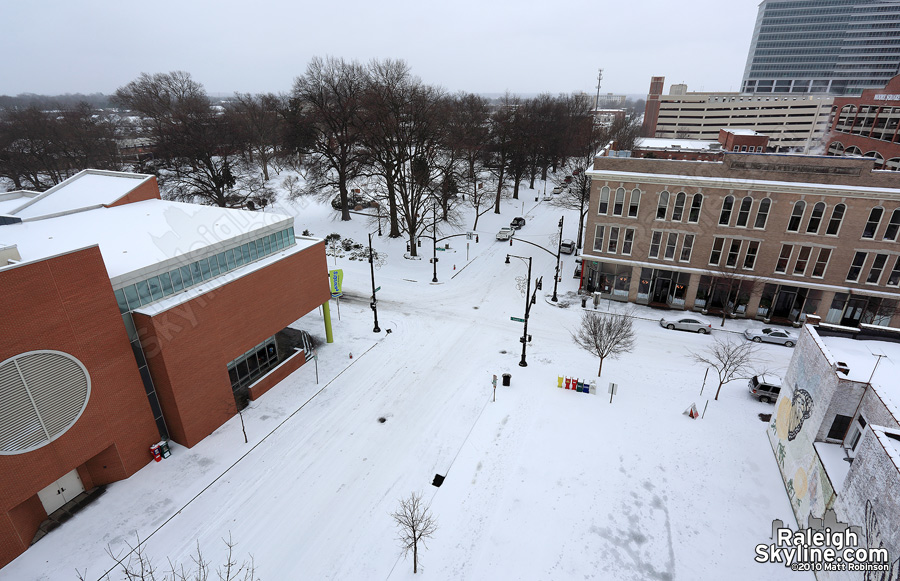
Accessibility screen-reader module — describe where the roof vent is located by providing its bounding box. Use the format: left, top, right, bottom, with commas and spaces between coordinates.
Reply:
0, 215, 22, 226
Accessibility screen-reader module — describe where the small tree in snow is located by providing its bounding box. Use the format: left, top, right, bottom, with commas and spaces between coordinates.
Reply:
571, 310, 636, 377
391, 491, 438, 574
691, 337, 761, 400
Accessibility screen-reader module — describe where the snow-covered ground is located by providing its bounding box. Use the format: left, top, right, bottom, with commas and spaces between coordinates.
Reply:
2, 179, 811, 580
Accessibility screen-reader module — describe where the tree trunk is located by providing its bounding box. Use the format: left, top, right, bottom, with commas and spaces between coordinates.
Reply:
598, 356, 604, 377
494, 166, 504, 214
413, 540, 418, 574
714, 380, 725, 400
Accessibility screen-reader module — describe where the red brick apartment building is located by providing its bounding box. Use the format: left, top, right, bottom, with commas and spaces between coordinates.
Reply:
0, 170, 331, 567
826, 73, 900, 170
584, 154, 900, 328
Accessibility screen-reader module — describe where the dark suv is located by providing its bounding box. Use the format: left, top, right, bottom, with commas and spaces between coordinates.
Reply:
510, 216, 526, 229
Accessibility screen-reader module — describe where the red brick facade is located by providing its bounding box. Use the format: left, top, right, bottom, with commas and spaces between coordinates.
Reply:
827, 74, 900, 168
132, 242, 330, 448
0, 247, 160, 568
105, 176, 162, 207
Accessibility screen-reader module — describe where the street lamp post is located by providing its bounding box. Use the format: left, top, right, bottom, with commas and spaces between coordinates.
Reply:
506, 253, 541, 367
552, 216, 563, 302
368, 232, 381, 333
432, 201, 438, 283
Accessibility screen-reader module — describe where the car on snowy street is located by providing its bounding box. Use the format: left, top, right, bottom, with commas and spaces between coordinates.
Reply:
659, 314, 713, 334
552, 186, 563, 194
560, 239, 576, 254
748, 374, 783, 403
743, 327, 797, 347
510, 216, 526, 229
496, 227, 515, 241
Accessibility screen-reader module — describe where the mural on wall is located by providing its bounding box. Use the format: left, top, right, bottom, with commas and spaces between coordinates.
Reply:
865, 500, 900, 581
768, 341, 837, 524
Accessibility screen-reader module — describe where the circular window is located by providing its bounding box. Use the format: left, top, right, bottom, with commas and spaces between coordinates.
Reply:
0, 351, 91, 454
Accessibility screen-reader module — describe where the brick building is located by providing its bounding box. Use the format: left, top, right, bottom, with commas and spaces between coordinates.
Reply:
826, 73, 900, 171
0, 170, 331, 567
583, 153, 900, 328
767, 323, 900, 579
628, 129, 770, 162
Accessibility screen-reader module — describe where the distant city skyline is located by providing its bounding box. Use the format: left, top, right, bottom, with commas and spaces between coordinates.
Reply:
2, 0, 762, 98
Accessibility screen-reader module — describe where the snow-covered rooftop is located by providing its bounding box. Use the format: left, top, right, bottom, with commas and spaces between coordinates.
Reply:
1, 199, 294, 279
820, 335, 900, 422
636, 138, 720, 151
723, 128, 762, 136
0, 191, 37, 215
9, 170, 153, 219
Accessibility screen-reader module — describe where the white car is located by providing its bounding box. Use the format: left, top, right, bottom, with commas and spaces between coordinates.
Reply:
552, 186, 563, 194
659, 314, 713, 334
496, 227, 514, 241
542, 193, 553, 201
743, 327, 797, 347
560, 239, 576, 254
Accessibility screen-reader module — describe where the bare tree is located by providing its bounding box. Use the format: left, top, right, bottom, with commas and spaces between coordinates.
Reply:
78, 533, 257, 581
228, 92, 284, 181
699, 264, 765, 327
691, 337, 761, 400
571, 310, 637, 377
391, 491, 438, 574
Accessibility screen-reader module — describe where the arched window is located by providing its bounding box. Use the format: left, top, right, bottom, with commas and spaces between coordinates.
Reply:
672, 192, 686, 222
754, 198, 771, 229
688, 194, 703, 223
862, 206, 884, 239
806, 202, 826, 234
598, 186, 610, 214
827, 141, 845, 156
719, 195, 734, 226
787, 201, 806, 232
628, 189, 641, 217
825, 204, 845, 235
884, 209, 900, 241
735, 196, 753, 227
613, 187, 626, 216
656, 191, 669, 220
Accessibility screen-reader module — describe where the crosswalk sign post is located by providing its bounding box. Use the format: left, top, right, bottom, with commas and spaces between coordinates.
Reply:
492, 374, 497, 402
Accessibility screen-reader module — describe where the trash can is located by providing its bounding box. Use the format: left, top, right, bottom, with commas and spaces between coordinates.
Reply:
502, 373, 511, 386
581, 296, 588, 308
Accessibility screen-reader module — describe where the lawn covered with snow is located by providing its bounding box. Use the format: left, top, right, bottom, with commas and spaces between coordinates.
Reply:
1, 180, 811, 581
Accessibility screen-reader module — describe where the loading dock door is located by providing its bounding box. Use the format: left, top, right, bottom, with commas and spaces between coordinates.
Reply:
37, 469, 85, 515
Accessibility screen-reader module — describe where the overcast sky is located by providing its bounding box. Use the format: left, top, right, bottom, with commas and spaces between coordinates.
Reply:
2, 0, 762, 98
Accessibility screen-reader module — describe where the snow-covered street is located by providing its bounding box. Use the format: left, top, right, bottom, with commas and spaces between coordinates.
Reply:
2, 183, 810, 580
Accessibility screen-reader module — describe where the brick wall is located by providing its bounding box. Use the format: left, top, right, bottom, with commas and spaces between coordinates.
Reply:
105, 176, 161, 207
0, 247, 160, 568
133, 242, 330, 448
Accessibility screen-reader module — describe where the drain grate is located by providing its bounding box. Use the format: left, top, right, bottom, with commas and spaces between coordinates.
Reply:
432, 474, 445, 487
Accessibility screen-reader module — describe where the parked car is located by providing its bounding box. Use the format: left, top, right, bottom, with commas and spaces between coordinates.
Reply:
331, 193, 368, 210
542, 193, 553, 201
749, 374, 783, 403
573, 257, 582, 278
560, 239, 576, 254
496, 227, 515, 241
552, 186, 564, 194
743, 327, 797, 347
659, 315, 713, 334
510, 216, 526, 229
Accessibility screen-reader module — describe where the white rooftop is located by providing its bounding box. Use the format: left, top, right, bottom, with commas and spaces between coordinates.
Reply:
722, 128, 762, 136
821, 335, 900, 422
635, 138, 720, 151
1, 199, 294, 279
9, 170, 154, 219
0, 192, 37, 215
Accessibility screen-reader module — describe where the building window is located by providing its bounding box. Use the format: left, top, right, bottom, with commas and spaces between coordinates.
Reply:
826, 415, 853, 441
608, 227, 620, 254
628, 189, 641, 217
725, 239, 742, 268
719, 196, 734, 226
811, 248, 831, 278
743, 241, 759, 270
593, 225, 605, 253
672, 192, 686, 222
709, 238, 725, 266
680, 234, 694, 262
867, 254, 888, 284
688, 194, 703, 223
754, 198, 771, 229
887, 256, 900, 287
806, 202, 826, 234
227, 337, 279, 393
598, 186, 610, 215
622, 229, 634, 255
825, 204, 845, 236
793, 246, 812, 275
787, 201, 805, 232
862, 207, 884, 239
883, 209, 900, 241
735, 196, 752, 227
613, 188, 625, 216
664, 233, 678, 260
775, 245, 793, 273
847, 252, 867, 282
649, 231, 662, 259
656, 191, 669, 220
733, 145, 739, 152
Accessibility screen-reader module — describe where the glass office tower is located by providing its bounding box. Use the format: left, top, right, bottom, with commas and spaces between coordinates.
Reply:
742, 0, 900, 95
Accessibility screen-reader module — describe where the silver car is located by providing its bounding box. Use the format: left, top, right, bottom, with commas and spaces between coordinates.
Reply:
743, 327, 797, 347
659, 315, 713, 334
560, 239, 576, 254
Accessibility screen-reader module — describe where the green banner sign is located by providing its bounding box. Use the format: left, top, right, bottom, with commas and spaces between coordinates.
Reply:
329, 269, 343, 297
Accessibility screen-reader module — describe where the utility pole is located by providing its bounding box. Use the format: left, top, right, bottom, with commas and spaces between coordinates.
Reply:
552, 216, 563, 302
432, 201, 438, 283
368, 232, 381, 333
595, 69, 604, 111
506, 254, 540, 367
